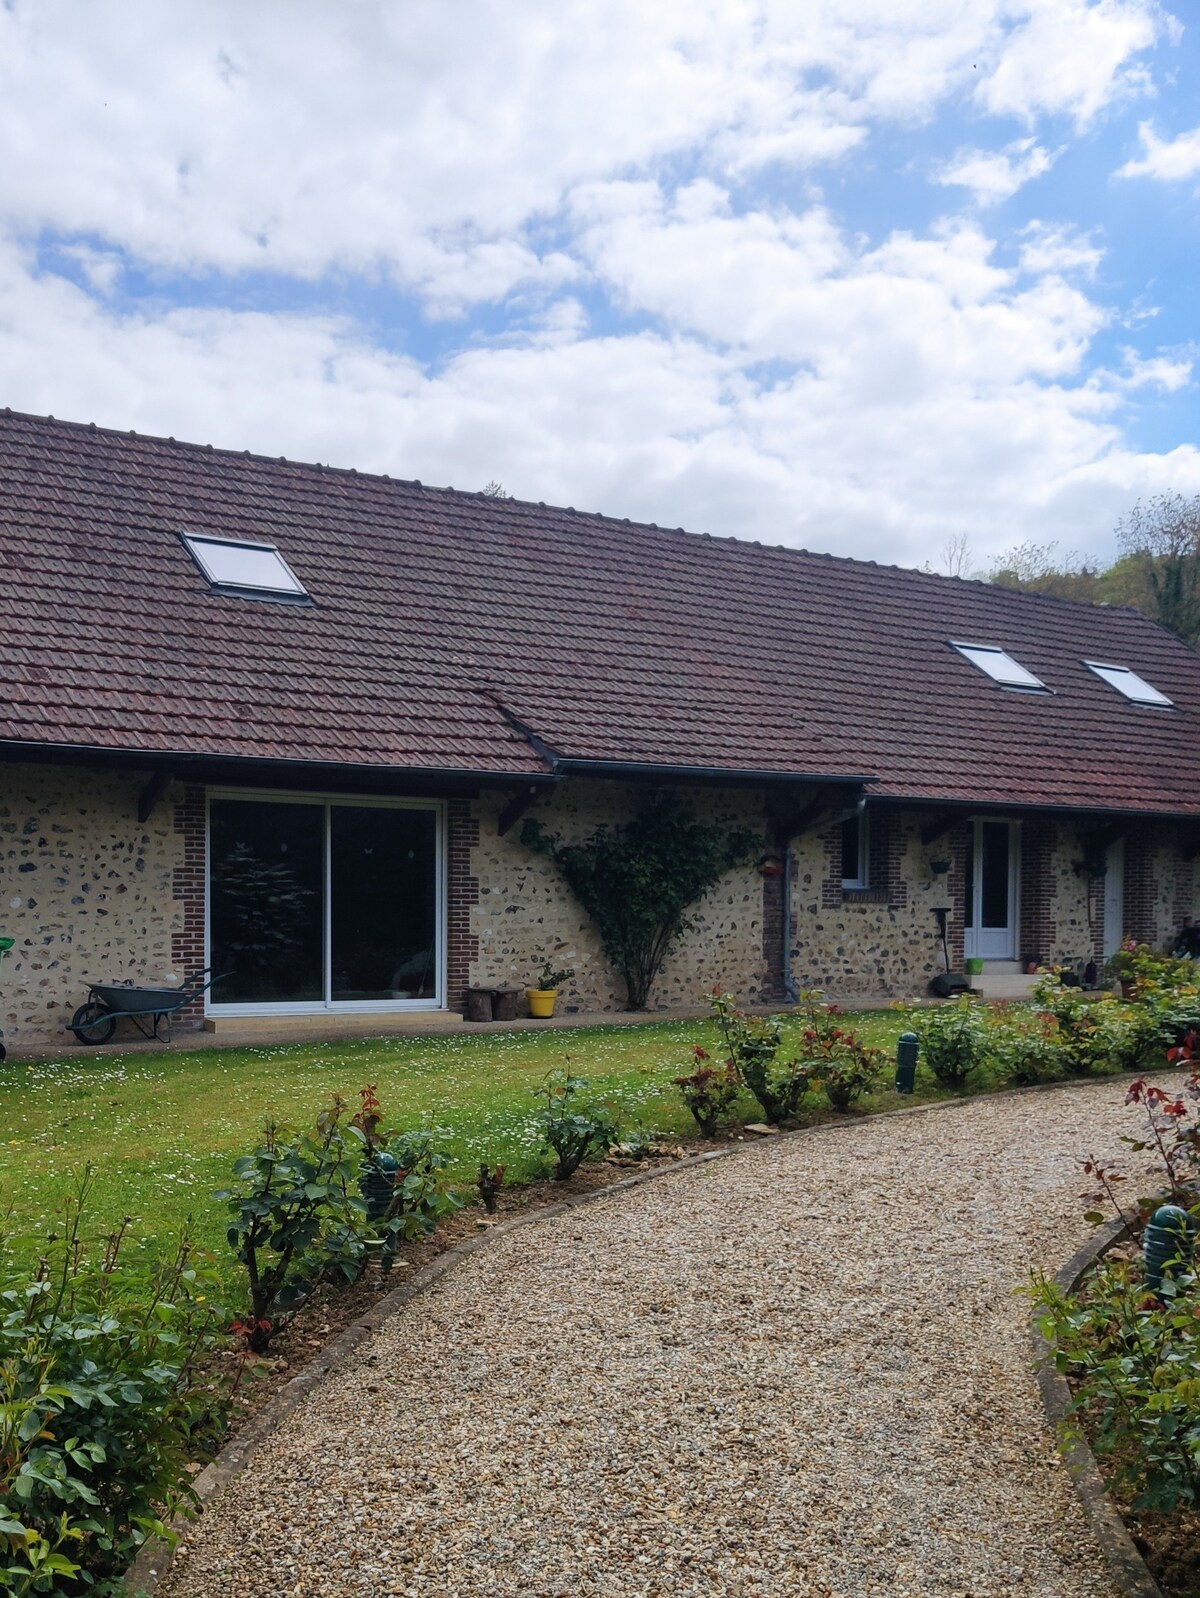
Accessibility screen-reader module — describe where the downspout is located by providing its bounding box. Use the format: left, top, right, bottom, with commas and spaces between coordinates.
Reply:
781, 839, 799, 1004
780, 791, 867, 1005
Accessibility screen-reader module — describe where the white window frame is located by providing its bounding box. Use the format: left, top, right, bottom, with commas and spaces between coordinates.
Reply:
841, 809, 869, 891
1084, 660, 1174, 709
205, 787, 447, 1016
951, 641, 1047, 692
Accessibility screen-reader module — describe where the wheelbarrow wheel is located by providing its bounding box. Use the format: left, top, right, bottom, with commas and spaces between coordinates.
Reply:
70, 1002, 116, 1046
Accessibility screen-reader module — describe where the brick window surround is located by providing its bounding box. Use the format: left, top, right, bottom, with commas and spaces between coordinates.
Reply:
171, 783, 207, 1030
446, 798, 480, 1014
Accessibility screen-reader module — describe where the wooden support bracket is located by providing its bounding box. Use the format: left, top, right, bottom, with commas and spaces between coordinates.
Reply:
920, 810, 962, 847
1081, 822, 1126, 856
498, 785, 541, 837
770, 795, 832, 849
137, 769, 172, 824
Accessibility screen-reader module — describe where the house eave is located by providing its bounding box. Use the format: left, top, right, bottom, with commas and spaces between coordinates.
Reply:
0, 738, 558, 798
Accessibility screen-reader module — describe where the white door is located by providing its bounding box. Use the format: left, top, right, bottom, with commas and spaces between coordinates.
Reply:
964, 819, 1019, 961
1103, 838, 1125, 961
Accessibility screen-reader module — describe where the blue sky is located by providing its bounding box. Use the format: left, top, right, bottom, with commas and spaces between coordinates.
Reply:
1, 0, 1199, 572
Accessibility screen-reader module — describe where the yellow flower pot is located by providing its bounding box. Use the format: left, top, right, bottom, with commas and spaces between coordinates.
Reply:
526, 988, 557, 1019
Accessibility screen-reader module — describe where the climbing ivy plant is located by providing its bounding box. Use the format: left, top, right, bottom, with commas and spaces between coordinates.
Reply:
520, 797, 761, 1010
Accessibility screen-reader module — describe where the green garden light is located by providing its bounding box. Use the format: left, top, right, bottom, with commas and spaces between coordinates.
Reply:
895, 1031, 919, 1094
1144, 1204, 1193, 1295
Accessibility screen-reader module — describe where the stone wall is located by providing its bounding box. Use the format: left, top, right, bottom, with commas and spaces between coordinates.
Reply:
468, 781, 770, 1011
1, 763, 185, 1051
1037, 820, 1099, 967
1127, 820, 1195, 952
7, 760, 1200, 1049
788, 810, 956, 1000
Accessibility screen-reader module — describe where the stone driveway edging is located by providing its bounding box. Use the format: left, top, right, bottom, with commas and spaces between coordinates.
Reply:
1031, 1216, 1166, 1598
124, 1072, 1178, 1595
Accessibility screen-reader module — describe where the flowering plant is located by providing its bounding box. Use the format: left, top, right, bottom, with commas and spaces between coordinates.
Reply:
673, 1044, 741, 1137
793, 990, 884, 1111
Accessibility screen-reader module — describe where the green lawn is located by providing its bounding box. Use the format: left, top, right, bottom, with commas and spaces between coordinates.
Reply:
0, 1009, 996, 1287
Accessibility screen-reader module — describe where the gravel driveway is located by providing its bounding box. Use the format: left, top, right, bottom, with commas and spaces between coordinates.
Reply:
162, 1081, 1155, 1598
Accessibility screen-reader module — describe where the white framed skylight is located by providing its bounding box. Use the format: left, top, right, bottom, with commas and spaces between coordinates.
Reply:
951, 641, 1047, 692
180, 533, 309, 603
1085, 661, 1173, 708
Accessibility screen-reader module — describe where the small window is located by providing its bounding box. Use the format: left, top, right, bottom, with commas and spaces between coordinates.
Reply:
1085, 661, 1173, 708
951, 641, 1047, 692
180, 533, 309, 603
841, 811, 869, 890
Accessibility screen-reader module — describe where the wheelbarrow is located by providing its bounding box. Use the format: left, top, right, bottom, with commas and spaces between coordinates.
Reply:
69, 967, 231, 1045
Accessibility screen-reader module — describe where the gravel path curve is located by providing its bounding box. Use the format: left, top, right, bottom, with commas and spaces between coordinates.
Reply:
163, 1081, 1162, 1598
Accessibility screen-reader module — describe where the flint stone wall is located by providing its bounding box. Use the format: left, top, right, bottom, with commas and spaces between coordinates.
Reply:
1, 763, 185, 1050
468, 781, 770, 1011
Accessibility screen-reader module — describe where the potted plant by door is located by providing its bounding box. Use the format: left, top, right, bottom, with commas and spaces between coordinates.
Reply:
526, 961, 575, 1019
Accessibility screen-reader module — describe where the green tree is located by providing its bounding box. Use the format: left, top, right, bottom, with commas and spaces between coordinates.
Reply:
987, 539, 1102, 603
1115, 492, 1200, 646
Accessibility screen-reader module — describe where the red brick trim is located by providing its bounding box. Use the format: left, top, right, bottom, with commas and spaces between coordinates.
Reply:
171, 784, 206, 1030
1019, 817, 1055, 967
943, 821, 968, 971
1124, 826, 1159, 946
446, 799, 480, 1014
1170, 827, 1193, 942
761, 862, 786, 1000
870, 809, 908, 908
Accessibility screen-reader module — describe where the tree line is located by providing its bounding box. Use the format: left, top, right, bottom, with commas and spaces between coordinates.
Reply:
949, 494, 1200, 649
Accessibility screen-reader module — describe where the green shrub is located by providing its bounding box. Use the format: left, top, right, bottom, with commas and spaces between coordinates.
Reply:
534, 1073, 619, 1180
1034, 1258, 1200, 1513
1030, 976, 1115, 1075
374, 1128, 464, 1252
707, 988, 814, 1125
905, 995, 988, 1087
0, 1174, 225, 1593
673, 1046, 741, 1137
983, 1004, 1062, 1086
217, 1097, 368, 1351
1035, 1073, 1200, 1516
793, 991, 885, 1111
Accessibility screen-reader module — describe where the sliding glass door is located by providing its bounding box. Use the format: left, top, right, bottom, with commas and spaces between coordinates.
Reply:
208, 792, 444, 1012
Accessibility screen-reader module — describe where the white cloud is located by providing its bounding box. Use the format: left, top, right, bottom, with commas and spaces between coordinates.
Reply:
569, 182, 1103, 388
1018, 222, 1104, 277
1118, 120, 1200, 180
976, 0, 1165, 128
53, 242, 124, 295
1116, 345, 1193, 390
936, 138, 1056, 205
0, 0, 1169, 309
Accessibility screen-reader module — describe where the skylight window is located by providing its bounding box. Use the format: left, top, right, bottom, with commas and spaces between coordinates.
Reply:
951, 642, 1047, 692
1085, 661, 1173, 708
180, 533, 309, 603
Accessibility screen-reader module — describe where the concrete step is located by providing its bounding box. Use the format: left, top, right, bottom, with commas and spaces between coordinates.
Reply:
202, 1010, 465, 1041
970, 972, 1041, 1001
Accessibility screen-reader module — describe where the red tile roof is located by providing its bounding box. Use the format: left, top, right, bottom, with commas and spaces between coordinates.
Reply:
2, 407, 1199, 814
